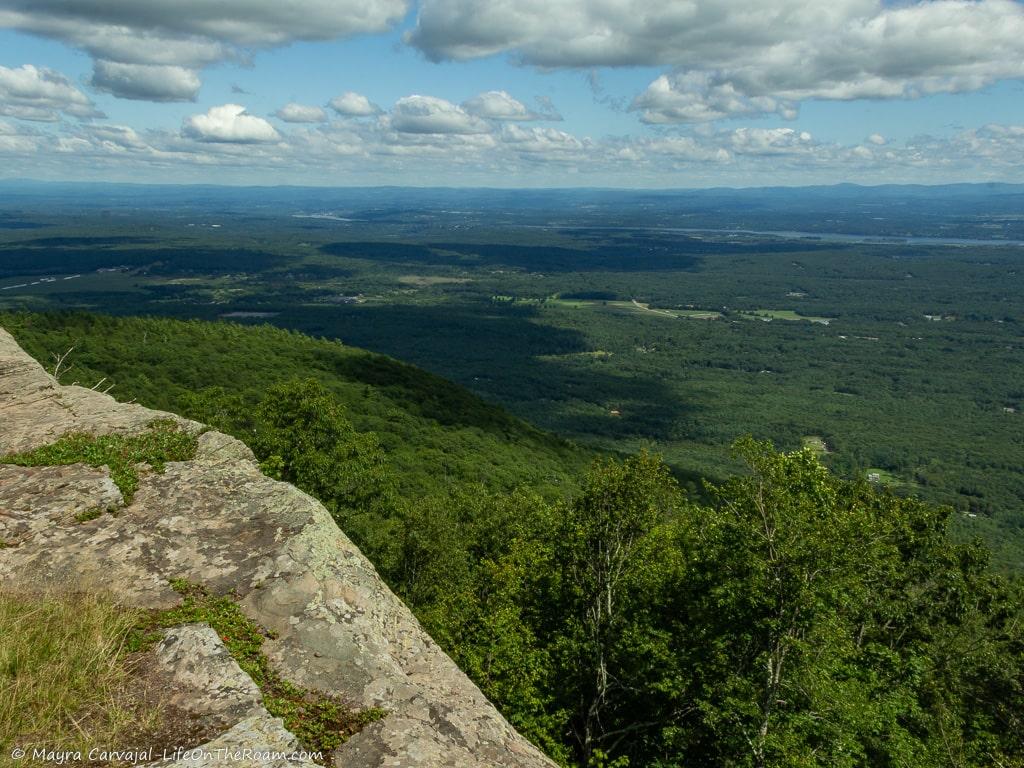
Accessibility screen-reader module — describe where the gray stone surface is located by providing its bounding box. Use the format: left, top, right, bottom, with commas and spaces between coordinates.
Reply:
147, 623, 317, 767
148, 714, 318, 768
0, 326, 556, 768
0, 463, 123, 543
154, 624, 265, 728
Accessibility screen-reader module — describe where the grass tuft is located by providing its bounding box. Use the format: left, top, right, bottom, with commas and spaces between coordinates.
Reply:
0, 420, 197, 503
0, 591, 145, 757
73, 508, 106, 524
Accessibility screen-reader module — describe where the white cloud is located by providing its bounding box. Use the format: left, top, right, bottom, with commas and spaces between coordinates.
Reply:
407, 0, 877, 66
641, 136, 731, 163
0, 0, 409, 102
409, 0, 1024, 122
727, 127, 814, 156
0, 118, 42, 153
329, 92, 381, 117
0, 0, 408, 45
274, 103, 328, 123
82, 123, 149, 150
5, 79, 1024, 186
463, 90, 537, 121
632, 73, 797, 123
183, 104, 281, 143
0, 64, 103, 121
91, 61, 201, 102
499, 124, 584, 155
389, 95, 489, 134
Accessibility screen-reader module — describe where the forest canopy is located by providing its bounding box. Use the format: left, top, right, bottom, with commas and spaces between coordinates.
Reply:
2, 313, 1020, 767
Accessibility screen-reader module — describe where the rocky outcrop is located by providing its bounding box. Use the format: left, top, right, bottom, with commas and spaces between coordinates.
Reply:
151, 624, 320, 768
0, 327, 556, 768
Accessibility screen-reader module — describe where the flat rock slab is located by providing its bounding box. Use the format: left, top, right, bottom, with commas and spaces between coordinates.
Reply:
147, 627, 317, 768
0, 327, 555, 768
0, 463, 123, 543
154, 624, 265, 729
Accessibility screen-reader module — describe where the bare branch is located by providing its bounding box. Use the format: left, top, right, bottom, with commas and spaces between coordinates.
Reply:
51, 346, 75, 380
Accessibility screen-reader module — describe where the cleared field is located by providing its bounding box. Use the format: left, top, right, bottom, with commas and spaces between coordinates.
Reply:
536, 350, 614, 361
743, 309, 834, 324
802, 435, 830, 454
676, 309, 723, 319
398, 275, 473, 286
605, 300, 722, 319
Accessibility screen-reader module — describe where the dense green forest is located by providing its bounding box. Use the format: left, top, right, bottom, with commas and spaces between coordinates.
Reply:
2, 313, 1021, 768
1, 312, 588, 499
1, 206, 1021, 569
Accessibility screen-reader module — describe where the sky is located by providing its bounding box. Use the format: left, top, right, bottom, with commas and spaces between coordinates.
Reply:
2, 0, 1024, 188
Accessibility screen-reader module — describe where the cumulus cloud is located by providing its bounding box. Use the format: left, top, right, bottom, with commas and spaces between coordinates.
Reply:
329, 92, 381, 117
463, 90, 537, 121
83, 123, 150, 150
499, 124, 584, 156
7, 111, 1024, 185
409, 0, 1024, 122
0, 64, 103, 121
389, 95, 489, 134
183, 104, 280, 143
274, 103, 327, 123
727, 127, 815, 156
632, 73, 797, 123
0, 0, 409, 102
91, 61, 201, 102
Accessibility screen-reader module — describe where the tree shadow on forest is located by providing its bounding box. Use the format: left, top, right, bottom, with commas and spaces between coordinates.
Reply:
320, 234, 836, 274
270, 301, 698, 442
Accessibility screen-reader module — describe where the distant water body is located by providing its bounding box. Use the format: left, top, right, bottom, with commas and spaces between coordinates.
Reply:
534, 224, 1024, 248
672, 227, 1024, 247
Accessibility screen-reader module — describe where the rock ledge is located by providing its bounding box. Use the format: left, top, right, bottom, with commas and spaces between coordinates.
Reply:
0, 327, 554, 768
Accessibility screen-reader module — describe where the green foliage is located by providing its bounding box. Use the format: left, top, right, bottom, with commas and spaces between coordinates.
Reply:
251, 379, 397, 519
1, 311, 588, 500
670, 439, 1024, 768
132, 581, 385, 761
72, 508, 105, 523
1, 313, 1021, 766
2, 205, 1023, 567
377, 444, 1023, 768
549, 453, 684, 764
180, 378, 398, 542
0, 419, 196, 502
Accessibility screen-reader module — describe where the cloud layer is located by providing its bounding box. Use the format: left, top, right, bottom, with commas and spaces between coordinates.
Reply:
0, 64, 103, 121
409, 0, 1024, 121
0, 0, 409, 101
329, 92, 381, 117
274, 103, 328, 124
2, 0, 1023, 135
390, 95, 489, 134
2, 2, 1023, 185
5, 85, 1022, 188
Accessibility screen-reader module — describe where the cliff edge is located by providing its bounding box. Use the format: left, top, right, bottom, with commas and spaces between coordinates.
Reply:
0, 327, 556, 768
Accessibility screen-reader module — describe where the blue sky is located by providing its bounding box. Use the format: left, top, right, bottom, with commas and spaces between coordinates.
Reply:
2, 0, 1024, 187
